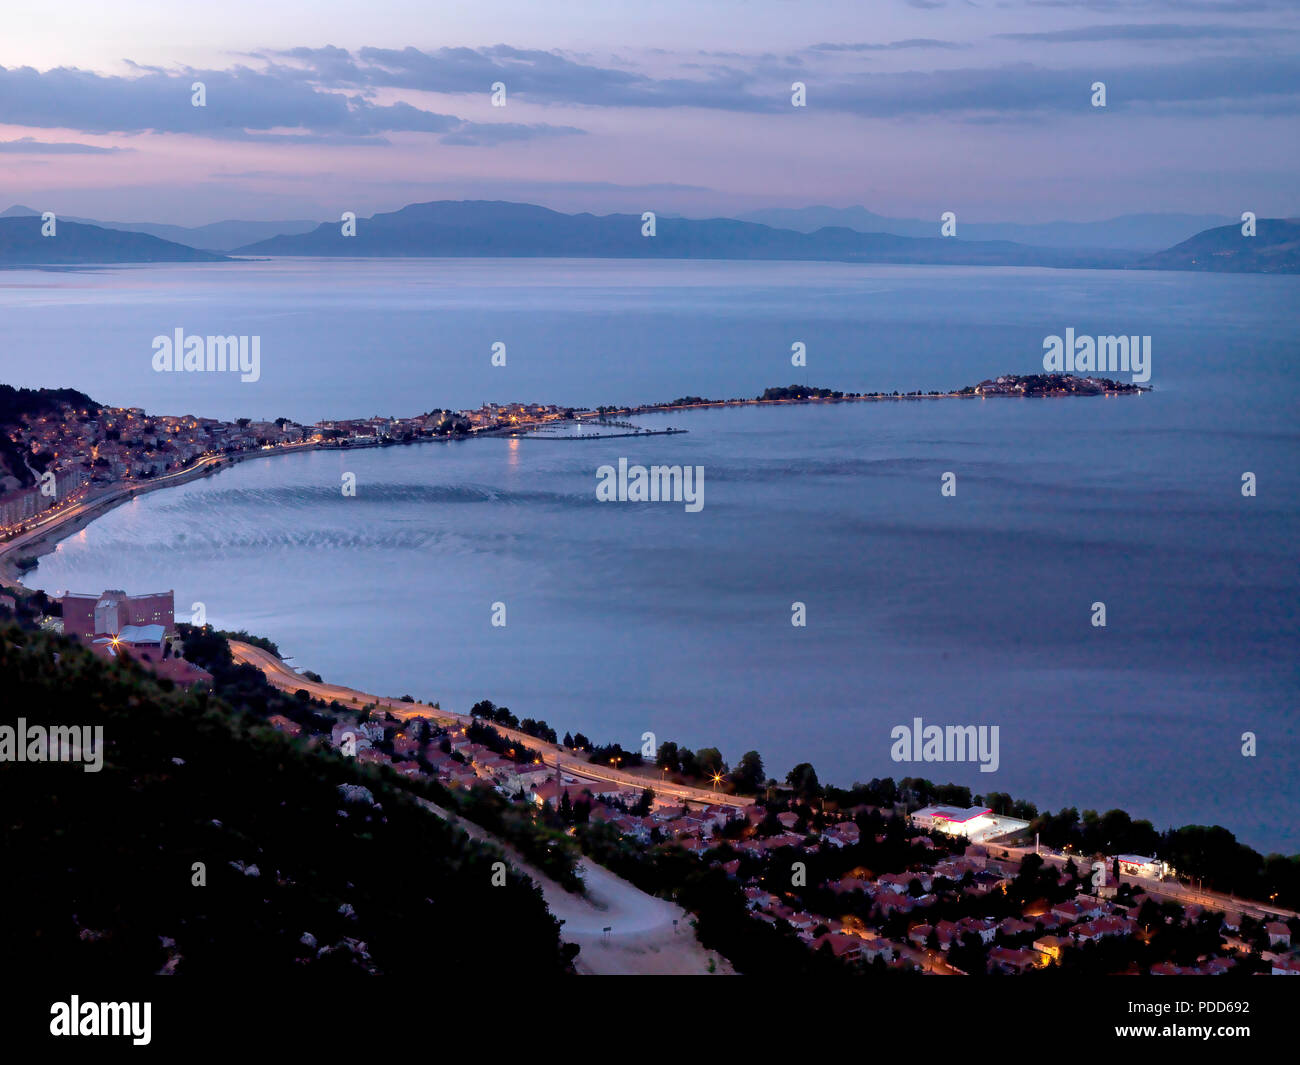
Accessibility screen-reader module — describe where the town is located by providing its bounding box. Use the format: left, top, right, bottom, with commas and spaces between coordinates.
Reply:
0, 389, 581, 538
7, 582, 1296, 978
0, 375, 1148, 539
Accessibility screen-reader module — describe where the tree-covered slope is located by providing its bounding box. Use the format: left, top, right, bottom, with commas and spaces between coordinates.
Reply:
0, 625, 570, 976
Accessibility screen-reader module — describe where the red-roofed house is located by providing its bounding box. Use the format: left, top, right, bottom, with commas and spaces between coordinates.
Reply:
989, 946, 1038, 974
1072, 916, 1135, 943
812, 933, 863, 961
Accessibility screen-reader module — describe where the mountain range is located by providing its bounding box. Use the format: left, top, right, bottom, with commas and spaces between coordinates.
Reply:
231, 200, 1136, 268
735, 206, 1237, 252
0, 214, 227, 264
0, 205, 315, 251
1, 201, 1295, 273
1138, 218, 1300, 274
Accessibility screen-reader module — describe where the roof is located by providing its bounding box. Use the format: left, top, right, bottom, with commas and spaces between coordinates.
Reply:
64, 589, 172, 602
913, 805, 993, 824
116, 624, 166, 644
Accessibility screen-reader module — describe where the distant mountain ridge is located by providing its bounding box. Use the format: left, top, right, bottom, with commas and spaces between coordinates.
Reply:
3, 201, 1294, 272
0, 216, 227, 264
0, 205, 314, 251
233, 200, 1136, 268
736, 205, 1236, 252
1137, 218, 1300, 274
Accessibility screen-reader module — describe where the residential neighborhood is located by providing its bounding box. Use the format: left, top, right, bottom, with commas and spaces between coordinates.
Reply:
0, 394, 588, 536
297, 697, 1300, 978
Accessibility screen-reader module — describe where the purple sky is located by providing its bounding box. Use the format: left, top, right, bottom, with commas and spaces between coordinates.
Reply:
1, 0, 1297, 224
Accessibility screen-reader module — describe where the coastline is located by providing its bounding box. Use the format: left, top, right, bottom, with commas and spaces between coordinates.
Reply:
7, 397, 1296, 878
0, 377, 1149, 592
0, 441, 319, 590
230, 639, 753, 809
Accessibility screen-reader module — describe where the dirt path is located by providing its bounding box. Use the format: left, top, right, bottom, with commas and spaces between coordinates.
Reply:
418, 798, 731, 975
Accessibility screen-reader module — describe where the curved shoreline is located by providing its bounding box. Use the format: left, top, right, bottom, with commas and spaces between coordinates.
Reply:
0, 379, 1147, 592
0, 442, 320, 590
6, 400, 1295, 874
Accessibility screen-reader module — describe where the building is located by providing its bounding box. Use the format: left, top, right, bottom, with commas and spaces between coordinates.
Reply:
910, 805, 994, 839
86, 638, 211, 686
0, 468, 90, 531
62, 589, 174, 637
93, 624, 166, 648
989, 946, 1038, 974
1116, 854, 1165, 879
1033, 935, 1067, 965
1265, 922, 1291, 949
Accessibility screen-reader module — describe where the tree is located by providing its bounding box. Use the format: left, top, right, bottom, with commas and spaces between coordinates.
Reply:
656, 741, 680, 771
678, 748, 700, 778
949, 932, 988, 976
733, 750, 765, 793
786, 763, 821, 800
697, 747, 726, 777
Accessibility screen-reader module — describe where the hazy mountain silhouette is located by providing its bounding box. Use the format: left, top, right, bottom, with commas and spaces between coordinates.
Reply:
0, 205, 315, 251
1137, 218, 1300, 274
737, 206, 1235, 252
0, 216, 227, 264
234, 200, 1136, 268
5, 200, 1289, 272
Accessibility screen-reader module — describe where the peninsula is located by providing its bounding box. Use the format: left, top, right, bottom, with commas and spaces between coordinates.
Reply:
0, 373, 1148, 582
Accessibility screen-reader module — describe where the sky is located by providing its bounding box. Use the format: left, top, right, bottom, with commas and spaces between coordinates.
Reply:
1, 0, 1298, 225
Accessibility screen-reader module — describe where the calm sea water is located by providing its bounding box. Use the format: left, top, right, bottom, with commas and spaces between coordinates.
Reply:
6, 259, 1298, 851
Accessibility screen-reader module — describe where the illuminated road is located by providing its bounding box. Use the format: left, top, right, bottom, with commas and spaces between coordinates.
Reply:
992, 842, 1297, 923
229, 640, 754, 809
1, 445, 318, 585
228, 640, 733, 973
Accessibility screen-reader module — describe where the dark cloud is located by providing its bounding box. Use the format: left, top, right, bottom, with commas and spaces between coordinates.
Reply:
1026, 0, 1287, 12
998, 23, 1292, 41
809, 53, 1300, 117
0, 137, 130, 154
811, 39, 966, 51
3, 40, 1298, 141
0, 63, 583, 144
269, 44, 1300, 120
276, 44, 782, 112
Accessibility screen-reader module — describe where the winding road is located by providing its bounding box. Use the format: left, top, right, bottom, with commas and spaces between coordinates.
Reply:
229, 640, 753, 809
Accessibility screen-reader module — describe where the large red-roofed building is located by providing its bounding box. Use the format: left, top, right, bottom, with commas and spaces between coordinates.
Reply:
62, 589, 174, 637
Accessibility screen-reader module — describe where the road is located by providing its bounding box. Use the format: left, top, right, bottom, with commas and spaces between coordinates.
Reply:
992, 842, 1297, 923
1, 445, 317, 588
411, 797, 728, 974
229, 640, 754, 809
224, 647, 731, 973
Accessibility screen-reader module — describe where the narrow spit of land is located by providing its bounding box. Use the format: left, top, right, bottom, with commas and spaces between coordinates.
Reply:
2, 373, 1147, 587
